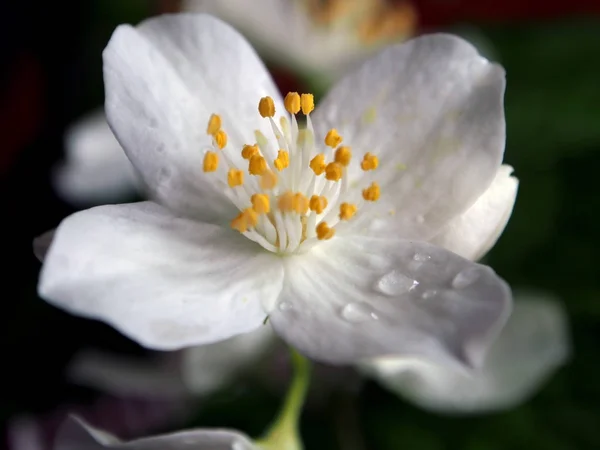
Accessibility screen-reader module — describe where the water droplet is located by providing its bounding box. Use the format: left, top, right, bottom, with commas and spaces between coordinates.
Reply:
452, 267, 481, 289
376, 271, 419, 296
341, 302, 378, 323
278, 301, 293, 311
421, 289, 437, 299
413, 252, 431, 262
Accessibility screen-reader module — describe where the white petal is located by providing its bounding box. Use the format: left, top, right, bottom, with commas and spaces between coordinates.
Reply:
38, 202, 283, 350
33, 229, 55, 262
103, 14, 284, 223
270, 237, 511, 367
53, 109, 140, 206
181, 325, 275, 395
430, 165, 518, 260
56, 416, 256, 450
313, 34, 506, 240
67, 350, 187, 399
363, 293, 569, 414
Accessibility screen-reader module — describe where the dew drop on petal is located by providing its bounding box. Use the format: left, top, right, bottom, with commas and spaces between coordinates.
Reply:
341, 302, 379, 323
413, 252, 431, 262
452, 267, 481, 289
376, 271, 419, 296
421, 289, 437, 300
278, 301, 293, 311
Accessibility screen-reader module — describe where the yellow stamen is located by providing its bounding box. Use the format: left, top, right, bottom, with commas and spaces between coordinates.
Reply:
251, 194, 270, 214
258, 96, 275, 118
206, 114, 221, 136
325, 129, 342, 148
231, 208, 258, 233
316, 222, 335, 240
203, 151, 219, 172
292, 193, 309, 214
309, 195, 328, 214
334, 146, 352, 166
301, 93, 314, 115
242, 144, 259, 160
309, 154, 326, 176
227, 168, 244, 187
249, 155, 267, 176
278, 191, 295, 212
260, 170, 278, 190
274, 150, 290, 171
214, 130, 228, 149
362, 182, 381, 201
284, 92, 301, 114
361, 152, 379, 171
325, 162, 343, 181
339, 203, 357, 220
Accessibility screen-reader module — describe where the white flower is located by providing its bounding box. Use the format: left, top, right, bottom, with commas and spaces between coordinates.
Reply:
39, 14, 512, 368
56, 415, 257, 450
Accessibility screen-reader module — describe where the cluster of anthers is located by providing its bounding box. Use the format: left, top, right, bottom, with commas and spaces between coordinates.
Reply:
202, 92, 380, 254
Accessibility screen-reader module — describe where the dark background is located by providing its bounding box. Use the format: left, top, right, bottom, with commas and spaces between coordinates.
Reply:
1, 1, 599, 449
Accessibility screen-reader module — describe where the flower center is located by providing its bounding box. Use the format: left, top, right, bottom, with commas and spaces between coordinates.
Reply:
202, 92, 380, 255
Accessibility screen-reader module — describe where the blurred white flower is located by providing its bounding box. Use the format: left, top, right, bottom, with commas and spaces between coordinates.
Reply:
38, 14, 512, 369
363, 291, 570, 414
56, 415, 257, 450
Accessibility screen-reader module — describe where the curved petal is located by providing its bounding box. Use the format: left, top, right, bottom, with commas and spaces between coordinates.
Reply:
430, 164, 518, 260
181, 325, 276, 394
363, 293, 570, 414
38, 202, 284, 350
270, 237, 511, 367
312, 34, 506, 240
103, 14, 284, 223
56, 416, 255, 450
33, 229, 55, 262
67, 350, 187, 399
53, 109, 140, 206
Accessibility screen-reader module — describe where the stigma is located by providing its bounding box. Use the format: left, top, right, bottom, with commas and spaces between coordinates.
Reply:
201, 92, 380, 254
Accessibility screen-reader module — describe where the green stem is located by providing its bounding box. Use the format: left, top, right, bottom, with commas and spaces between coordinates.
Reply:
255, 348, 311, 450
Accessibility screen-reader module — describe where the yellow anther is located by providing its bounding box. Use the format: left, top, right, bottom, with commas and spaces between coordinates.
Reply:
214, 130, 228, 149
284, 92, 301, 114
339, 203, 357, 220
278, 191, 295, 212
316, 222, 335, 240
334, 146, 352, 166
362, 182, 381, 202
242, 144, 259, 160
206, 114, 222, 136
231, 208, 258, 233
251, 194, 270, 215
249, 154, 267, 176
258, 96, 276, 118
309, 195, 328, 214
274, 150, 290, 171
325, 129, 343, 148
301, 93, 314, 115
292, 193, 309, 214
260, 170, 278, 190
227, 168, 244, 187
325, 162, 343, 181
361, 152, 379, 171
309, 154, 326, 176
203, 151, 219, 172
